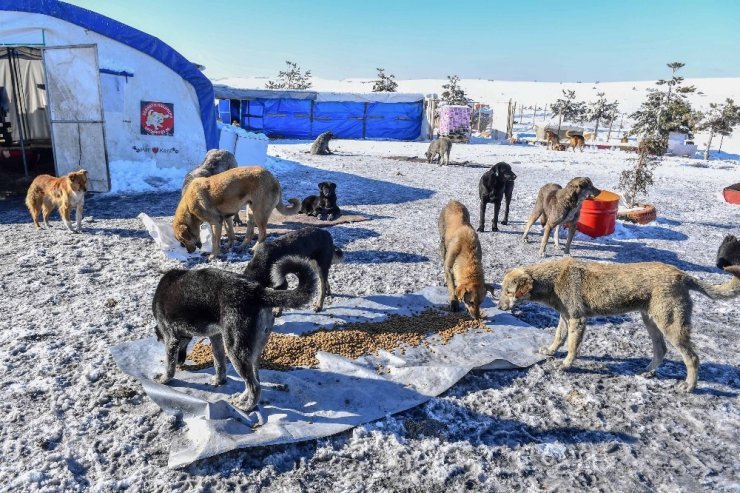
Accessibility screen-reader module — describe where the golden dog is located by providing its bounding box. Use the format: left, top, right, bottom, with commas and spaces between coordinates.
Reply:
25, 169, 88, 232
498, 258, 740, 392
438, 200, 495, 319
174, 166, 300, 259
544, 130, 560, 150
566, 130, 585, 152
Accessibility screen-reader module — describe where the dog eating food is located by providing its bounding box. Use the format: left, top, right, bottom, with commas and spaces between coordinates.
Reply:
425, 137, 452, 166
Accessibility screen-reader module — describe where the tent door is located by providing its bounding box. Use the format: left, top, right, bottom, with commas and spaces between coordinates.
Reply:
42, 45, 110, 192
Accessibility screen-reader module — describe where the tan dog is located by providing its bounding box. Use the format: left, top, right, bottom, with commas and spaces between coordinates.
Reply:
583, 131, 596, 142
174, 166, 300, 259
498, 258, 740, 392
438, 200, 495, 319
544, 130, 559, 150
566, 130, 585, 152
25, 169, 88, 232
522, 177, 600, 257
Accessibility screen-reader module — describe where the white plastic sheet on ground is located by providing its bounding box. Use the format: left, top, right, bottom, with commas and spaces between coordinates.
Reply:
111, 287, 551, 468
138, 212, 212, 260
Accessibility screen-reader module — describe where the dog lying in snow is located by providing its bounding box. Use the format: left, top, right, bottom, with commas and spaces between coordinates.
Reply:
522, 177, 601, 257
438, 200, 495, 319
299, 181, 341, 220
152, 256, 319, 412
497, 257, 740, 392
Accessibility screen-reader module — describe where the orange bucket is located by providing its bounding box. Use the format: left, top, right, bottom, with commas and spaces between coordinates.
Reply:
577, 191, 620, 238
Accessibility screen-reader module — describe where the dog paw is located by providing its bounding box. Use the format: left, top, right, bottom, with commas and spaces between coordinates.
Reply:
491, 226, 499, 232
639, 370, 656, 379
539, 347, 555, 356
476, 226, 485, 232
210, 375, 226, 386
448, 300, 460, 312
676, 381, 696, 393
522, 236, 529, 243
229, 395, 256, 412
501, 220, 508, 226
312, 304, 323, 313
154, 373, 171, 385
557, 361, 572, 371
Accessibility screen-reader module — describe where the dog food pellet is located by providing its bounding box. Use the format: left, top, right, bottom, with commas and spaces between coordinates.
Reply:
183, 308, 488, 371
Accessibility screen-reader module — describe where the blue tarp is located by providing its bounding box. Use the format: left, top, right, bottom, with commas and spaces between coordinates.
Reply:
2, 0, 219, 150
219, 98, 423, 140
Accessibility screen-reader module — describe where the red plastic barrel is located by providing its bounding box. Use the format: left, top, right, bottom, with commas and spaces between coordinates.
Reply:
723, 183, 740, 205
577, 191, 620, 237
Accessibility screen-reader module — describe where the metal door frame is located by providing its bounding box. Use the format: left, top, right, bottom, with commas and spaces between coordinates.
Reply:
42, 43, 110, 191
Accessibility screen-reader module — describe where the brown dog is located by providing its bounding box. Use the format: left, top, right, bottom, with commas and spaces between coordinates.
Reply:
438, 200, 495, 319
545, 130, 559, 150
26, 169, 88, 232
498, 258, 740, 392
522, 177, 601, 257
566, 130, 585, 152
174, 166, 300, 259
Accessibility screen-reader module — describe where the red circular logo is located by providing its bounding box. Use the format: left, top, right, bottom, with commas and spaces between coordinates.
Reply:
140, 102, 174, 136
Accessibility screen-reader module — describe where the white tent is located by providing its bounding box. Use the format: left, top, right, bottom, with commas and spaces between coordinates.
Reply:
0, 0, 218, 191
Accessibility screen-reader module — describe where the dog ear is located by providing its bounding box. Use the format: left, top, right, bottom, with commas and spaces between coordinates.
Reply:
514, 275, 533, 298
493, 167, 500, 177
329, 182, 336, 190
174, 223, 190, 242
318, 182, 327, 189
455, 285, 466, 301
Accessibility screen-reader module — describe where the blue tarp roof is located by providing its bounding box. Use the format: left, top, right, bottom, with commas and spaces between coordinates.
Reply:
0, 0, 218, 150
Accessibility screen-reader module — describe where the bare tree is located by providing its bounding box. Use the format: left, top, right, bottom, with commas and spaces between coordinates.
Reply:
698, 98, 740, 160
266, 61, 312, 90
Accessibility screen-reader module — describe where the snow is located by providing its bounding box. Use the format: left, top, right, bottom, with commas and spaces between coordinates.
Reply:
0, 139, 738, 490
108, 159, 188, 195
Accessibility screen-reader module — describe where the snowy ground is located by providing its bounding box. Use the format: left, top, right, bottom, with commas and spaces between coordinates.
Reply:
1, 140, 739, 491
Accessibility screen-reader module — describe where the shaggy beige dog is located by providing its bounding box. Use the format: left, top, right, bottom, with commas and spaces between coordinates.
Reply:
522, 177, 601, 257
498, 258, 740, 392
174, 166, 299, 258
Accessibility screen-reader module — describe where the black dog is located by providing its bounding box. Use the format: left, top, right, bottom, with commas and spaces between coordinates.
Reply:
717, 234, 740, 269
152, 256, 319, 412
477, 162, 517, 232
245, 227, 343, 312
299, 181, 341, 220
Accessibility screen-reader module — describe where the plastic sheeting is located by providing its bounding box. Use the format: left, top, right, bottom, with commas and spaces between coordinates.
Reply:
1, 0, 218, 150
110, 287, 551, 468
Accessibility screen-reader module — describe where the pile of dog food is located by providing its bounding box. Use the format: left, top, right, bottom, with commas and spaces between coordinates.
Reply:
182, 308, 488, 371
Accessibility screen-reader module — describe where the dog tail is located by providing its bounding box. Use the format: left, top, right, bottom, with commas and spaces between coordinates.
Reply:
276, 187, 301, 216
332, 248, 344, 264
261, 256, 319, 309
685, 266, 740, 299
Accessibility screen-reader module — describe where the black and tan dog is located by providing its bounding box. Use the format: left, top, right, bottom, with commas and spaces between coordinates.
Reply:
245, 226, 343, 312
174, 166, 300, 258
522, 177, 601, 257
498, 258, 740, 392
477, 162, 517, 232
310, 131, 334, 155
299, 181, 341, 220
26, 169, 88, 232
152, 256, 319, 412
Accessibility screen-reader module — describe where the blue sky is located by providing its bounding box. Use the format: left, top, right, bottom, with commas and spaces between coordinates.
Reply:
65, 0, 740, 82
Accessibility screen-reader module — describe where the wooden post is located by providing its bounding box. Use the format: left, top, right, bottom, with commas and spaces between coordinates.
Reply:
606, 117, 614, 141
532, 105, 537, 127
618, 114, 624, 139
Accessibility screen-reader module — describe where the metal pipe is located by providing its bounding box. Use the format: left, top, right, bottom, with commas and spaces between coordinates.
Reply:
7, 48, 29, 177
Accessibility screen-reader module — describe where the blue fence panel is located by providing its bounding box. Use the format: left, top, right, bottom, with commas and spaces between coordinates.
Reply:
365, 101, 423, 140
311, 101, 364, 139
240, 100, 264, 130
261, 99, 312, 138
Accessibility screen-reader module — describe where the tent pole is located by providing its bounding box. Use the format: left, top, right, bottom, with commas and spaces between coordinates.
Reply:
8, 48, 29, 178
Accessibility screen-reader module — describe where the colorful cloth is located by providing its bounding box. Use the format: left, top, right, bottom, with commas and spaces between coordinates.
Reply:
438, 105, 471, 136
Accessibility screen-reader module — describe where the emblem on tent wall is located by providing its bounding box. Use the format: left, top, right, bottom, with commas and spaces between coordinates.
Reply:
140, 101, 174, 136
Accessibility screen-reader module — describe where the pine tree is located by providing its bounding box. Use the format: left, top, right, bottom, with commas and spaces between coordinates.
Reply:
265, 61, 312, 90
586, 92, 619, 141
372, 68, 398, 92
698, 98, 740, 160
551, 90, 586, 135
619, 137, 664, 207
629, 62, 700, 155
441, 75, 469, 105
